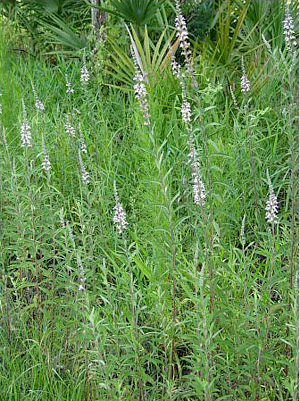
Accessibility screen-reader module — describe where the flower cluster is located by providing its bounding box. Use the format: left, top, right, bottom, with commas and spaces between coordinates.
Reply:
174, 0, 196, 88
188, 135, 206, 207
41, 134, 51, 172
80, 133, 87, 154
113, 181, 128, 234
283, 5, 297, 54
131, 46, 150, 126
78, 150, 90, 184
20, 100, 32, 147
171, 56, 183, 80
65, 74, 74, 94
77, 254, 86, 291
262, 34, 272, 53
181, 98, 192, 124
65, 115, 76, 137
78, 122, 87, 154
199, 263, 204, 289
80, 57, 90, 85
171, 56, 192, 125
265, 171, 278, 224
241, 56, 250, 93
42, 152, 51, 172
32, 84, 44, 111
240, 214, 246, 245
174, 0, 189, 49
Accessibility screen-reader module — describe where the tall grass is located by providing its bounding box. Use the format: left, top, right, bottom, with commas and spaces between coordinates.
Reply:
0, 10, 298, 401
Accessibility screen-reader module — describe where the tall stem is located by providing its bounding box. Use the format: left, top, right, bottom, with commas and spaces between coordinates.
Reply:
203, 127, 214, 313
150, 130, 177, 380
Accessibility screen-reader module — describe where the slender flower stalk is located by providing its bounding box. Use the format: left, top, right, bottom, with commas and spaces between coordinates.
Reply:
113, 181, 128, 234
241, 56, 250, 93
174, 0, 196, 87
181, 96, 192, 124
20, 99, 32, 148
172, 34, 213, 315
32, 83, 44, 111
78, 122, 87, 154
240, 213, 247, 302
171, 55, 192, 125
65, 74, 74, 94
188, 135, 206, 207
265, 170, 278, 298
0, 90, 2, 115
65, 115, 76, 137
171, 57, 206, 206
171, 56, 183, 80
66, 221, 86, 291
283, 5, 297, 55
80, 55, 90, 85
240, 214, 246, 246
262, 34, 272, 53
41, 133, 51, 172
229, 83, 238, 109
265, 170, 278, 224
91, 0, 100, 36
131, 46, 150, 126
80, 133, 87, 154
76, 253, 86, 291
78, 150, 90, 185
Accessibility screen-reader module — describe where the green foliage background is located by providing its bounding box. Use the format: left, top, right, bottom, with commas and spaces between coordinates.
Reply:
0, 1, 298, 400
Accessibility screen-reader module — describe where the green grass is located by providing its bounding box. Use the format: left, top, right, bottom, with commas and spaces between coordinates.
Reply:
0, 18, 298, 401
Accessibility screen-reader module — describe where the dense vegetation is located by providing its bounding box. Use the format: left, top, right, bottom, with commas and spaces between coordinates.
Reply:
0, 1, 298, 400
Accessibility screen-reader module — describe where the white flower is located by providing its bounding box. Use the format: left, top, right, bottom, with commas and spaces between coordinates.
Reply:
76, 254, 86, 291
171, 57, 192, 125
174, 0, 196, 87
199, 263, 204, 289
35, 98, 44, 111
65, 74, 74, 94
262, 34, 272, 53
171, 56, 183, 79
241, 214, 246, 245
265, 171, 278, 224
65, 115, 76, 137
32, 84, 44, 111
42, 153, 51, 172
80, 57, 90, 84
131, 46, 150, 126
181, 98, 191, 124
78, 122, 87, 154
80, 135, 87, 154
283, 5, 297, 54
113, 181, 128, 234
188, 135, 206, 207
20, 100, 32, 147
241, 56, 250, 93
78, 150, 90, 184
41, 134, 51, 172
